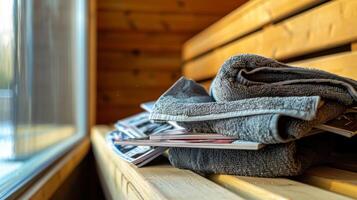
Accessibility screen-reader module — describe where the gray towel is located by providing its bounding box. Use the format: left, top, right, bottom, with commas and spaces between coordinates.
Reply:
150, 54, 357, 143
149, 54, 357, 177
169, 134, 337, 177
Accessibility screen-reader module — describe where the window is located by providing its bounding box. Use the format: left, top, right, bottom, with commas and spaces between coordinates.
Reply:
0, 0, 87, 198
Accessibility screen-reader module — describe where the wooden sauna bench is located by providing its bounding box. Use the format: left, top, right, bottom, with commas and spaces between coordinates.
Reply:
92, 0, 357, 199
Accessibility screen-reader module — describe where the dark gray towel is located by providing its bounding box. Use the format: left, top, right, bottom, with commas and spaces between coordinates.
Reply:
169, 134, 337, 177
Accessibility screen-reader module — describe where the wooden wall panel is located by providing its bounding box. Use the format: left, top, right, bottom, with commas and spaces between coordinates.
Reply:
98, 32, 191, 52
183, 0, 357, 81
96, 0, 247, 123
97, 70, 180, 89
98, 52, 181, 71
98, 0, 247, 14
182, 0, 322, 60
98, 11, 222, 33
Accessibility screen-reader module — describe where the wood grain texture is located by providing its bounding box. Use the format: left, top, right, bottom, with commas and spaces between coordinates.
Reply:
91, 126, 244, 200
98, 52, 181, 71
97, 89, 165, 106
185, 51, 357, 82
183, 0, 357, 81
98, 11, 222, 33
97, 70, 180, 89
298, 166, 357, 199
96, 0, 246, 122
210, 174, 352, 200
183, 0, 322, 60
290, 52, 357, 80
98, 0, 246, 14
98, 32, 191, 52
96, 106, 147, 124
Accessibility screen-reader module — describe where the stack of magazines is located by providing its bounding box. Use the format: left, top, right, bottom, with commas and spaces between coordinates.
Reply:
107, 101, 357, 167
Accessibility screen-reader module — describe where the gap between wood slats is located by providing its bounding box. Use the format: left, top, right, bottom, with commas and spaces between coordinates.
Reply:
97, 70, 180, 89
97, 89, 165, 106
183, 0, 357, 81
96, 105, 143, 124
97, 11, 222, 33
183, 0, 323, 60
98, 32, 191, 52
97, 52, 181, 71
97, 0, 246, 15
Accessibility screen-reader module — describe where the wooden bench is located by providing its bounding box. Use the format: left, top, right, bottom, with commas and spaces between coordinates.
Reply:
92, 0, 357, 199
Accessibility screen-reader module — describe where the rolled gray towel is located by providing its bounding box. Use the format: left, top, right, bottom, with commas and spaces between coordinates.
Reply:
168, 134, 337, 177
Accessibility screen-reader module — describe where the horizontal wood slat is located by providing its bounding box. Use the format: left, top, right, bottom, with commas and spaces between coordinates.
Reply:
97, 70, 180, 89
210, 174, 352, 200
298, 166, 357, 199
97, 89, 164, 106
290, 52, 357, 80
98, 52, 181, 71
183, 0, 357, 81
98, 0, 246, 15
98, 32, 191, 52
183, 0, 322, 60
185, 52, 357, 82
92, 126, 245, 200
98, 11, 221, 33
96, 106, 143, 124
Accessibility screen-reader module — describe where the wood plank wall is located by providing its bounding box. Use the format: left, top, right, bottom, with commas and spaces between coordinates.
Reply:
96, 0, 247, 123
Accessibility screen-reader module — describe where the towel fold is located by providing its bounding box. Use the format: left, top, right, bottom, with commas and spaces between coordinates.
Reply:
150, 54, 357, 143
149, 54, 357, 177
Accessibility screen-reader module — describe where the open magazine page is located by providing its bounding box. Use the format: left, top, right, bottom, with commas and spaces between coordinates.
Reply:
115, 112, 176, 139
113, 138, 265, 150
107, 111, 182, 167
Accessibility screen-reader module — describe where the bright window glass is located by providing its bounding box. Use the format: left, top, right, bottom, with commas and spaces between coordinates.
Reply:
0, 0, 87, 198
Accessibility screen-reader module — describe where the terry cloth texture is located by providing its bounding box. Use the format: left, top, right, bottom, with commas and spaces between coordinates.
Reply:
168, 134, 338, 177
149, 54, 357, 177
150, 54, 357, 143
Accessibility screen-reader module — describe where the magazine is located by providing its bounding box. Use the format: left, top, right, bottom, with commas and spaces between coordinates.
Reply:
113, 138, 265, 150
107, 111, 182, 167
149, 132, 238, 140
315, 109, 357, 138
114, 112, 174, 139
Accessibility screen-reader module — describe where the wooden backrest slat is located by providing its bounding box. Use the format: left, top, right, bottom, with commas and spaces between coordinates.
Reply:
196, 52, 357, 91
183, 0, 357, 81
183, 0, 322, 60
290, 52, 357, 80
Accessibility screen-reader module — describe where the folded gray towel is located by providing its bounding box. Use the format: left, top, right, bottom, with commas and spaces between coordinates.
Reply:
169, 134, 337, 177
149, 54, 357, 177
150, 54, 357, 143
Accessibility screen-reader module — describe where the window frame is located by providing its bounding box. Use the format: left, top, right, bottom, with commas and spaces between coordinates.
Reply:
0, 0, 90, 198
